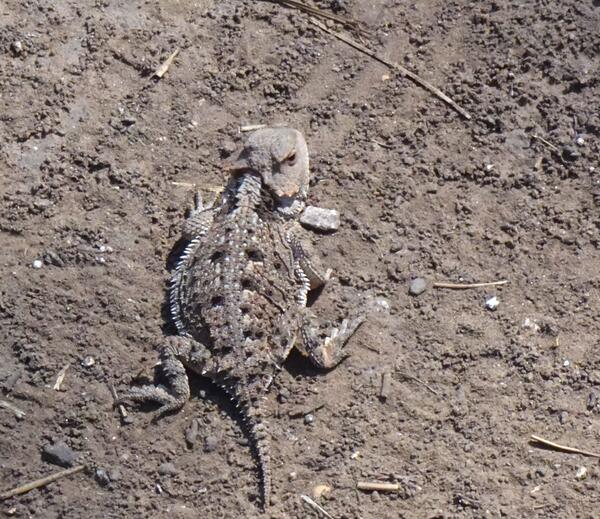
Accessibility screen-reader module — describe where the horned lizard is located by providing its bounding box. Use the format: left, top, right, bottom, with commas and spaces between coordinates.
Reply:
121, 127, 364, 509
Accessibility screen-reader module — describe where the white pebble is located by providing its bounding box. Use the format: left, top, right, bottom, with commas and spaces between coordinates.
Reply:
563, 359, 570, 367
485, 296, 499, 310
300, 206, 340, 232
32, 259, 43, 269
81, 356, 95, 367
575, 136, 585, 146
575, 466, 587, 480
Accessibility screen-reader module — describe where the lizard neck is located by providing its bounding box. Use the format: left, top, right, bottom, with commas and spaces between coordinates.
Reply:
234, 173, 263, 211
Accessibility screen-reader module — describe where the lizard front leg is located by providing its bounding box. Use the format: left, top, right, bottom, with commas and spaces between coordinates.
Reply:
182, 191, 218, 241
119, 336, 213, 417
298, 310, 365, 369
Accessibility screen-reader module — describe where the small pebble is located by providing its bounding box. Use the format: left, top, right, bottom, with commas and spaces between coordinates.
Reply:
11, 41, 23, 54
95, 468, 111, 486
485, 296, 499, 310
300, 206, 340, 232
575, 135, 585, 146
558, 411, 568, 424
185, 419, 200, 447
304, 413, 315, 425
563, 359, 570, 367
32, 259, 43, 269
409, 277, 427, 296
81, 356, 95, 367
288, 471, 297, 481
575, 466, 588, 480
42, 440, 77, 468
108, 468, 122, 481
203, 435, 219, 453
158, 462, 178, 476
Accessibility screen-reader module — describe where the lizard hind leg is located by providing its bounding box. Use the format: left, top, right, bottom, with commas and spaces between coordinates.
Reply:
120, 336, 211, 418
300, 311, 365, 369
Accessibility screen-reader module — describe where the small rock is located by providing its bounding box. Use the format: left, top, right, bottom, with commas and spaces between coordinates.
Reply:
586, 391, 598, 410
203, 435, 219, 453
11, 41, 23, 54
312, 483, 332, 499
32, 259, 43, 269
300, 206, 340, 232
108, 468, 122, 481
304, 413, 315, 425
558, 411, 568, 424
95, 468, 111, 486
288, 471, 297, 481
158, 462, 178, 476
81, 356, 95, 367
409, 277, 427, 296
42, 440, 77, 468
575, 466, 588, 480
485, 296, 499, 310
575, 135, 585, 146
185, 419, 200, 447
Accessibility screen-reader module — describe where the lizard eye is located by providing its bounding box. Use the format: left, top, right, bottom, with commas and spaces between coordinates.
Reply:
284, 151, 297, 165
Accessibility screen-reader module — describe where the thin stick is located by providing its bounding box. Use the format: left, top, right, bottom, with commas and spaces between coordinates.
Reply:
109, 384, 128, 419
433, 279, 508, 289
53, 364, 70, 391
154, 48, 180, 78
396, 371, 439, 396
531, 134, 567, 165
240, 124, 267, 132
529, 435, 600, 459
300, 494, 334, 519
532, 134, 560, 154
0, 399, 26, 419
309, 18, 471, 121
0, 465, 85, 500
357, 481, 399, 492
270, 0, 361, 33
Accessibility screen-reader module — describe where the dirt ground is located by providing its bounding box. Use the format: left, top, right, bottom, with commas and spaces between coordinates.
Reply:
1, 0, 599, 517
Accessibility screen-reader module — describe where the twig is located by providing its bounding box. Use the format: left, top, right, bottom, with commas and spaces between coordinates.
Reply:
0, 399, 26, 419
269, 0, 362, 33
379, 372, 392, 400
154, 48, 180, 78
433, 279, 508, 289
529, 435, 600, 459
288, 403, 326, 419
109, 384, 128, 420
53, 364, 70, 391
396, 371, 439, 396
309, 17, 471, 121
531, 134, 567, 165
300, 494, 334, 519
357, 481, 399, 492
240, 124, 267, 132
0, 465, 85, 500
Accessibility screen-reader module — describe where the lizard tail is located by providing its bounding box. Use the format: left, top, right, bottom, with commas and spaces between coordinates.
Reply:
225, 387, 272, 510
248, 418, 271, 510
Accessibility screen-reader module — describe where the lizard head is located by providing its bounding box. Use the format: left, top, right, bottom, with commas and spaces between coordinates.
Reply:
225, 127, 310, 201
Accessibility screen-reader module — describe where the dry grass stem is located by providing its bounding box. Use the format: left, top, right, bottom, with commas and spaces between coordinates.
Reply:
433, 279, 508, 289
270, 0, 362, 33
53, 364, 70, 391
0, 400, 26, 419
396, 371, 439, 396
109, 384, 128, 419
0, 465, 85, 500
530, 435, 600, 458
357, 481, 400, 492
300, 494, 334, 518
309, 18, 471, 120
240, 124, 267, 132
154, 48, 180, 78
